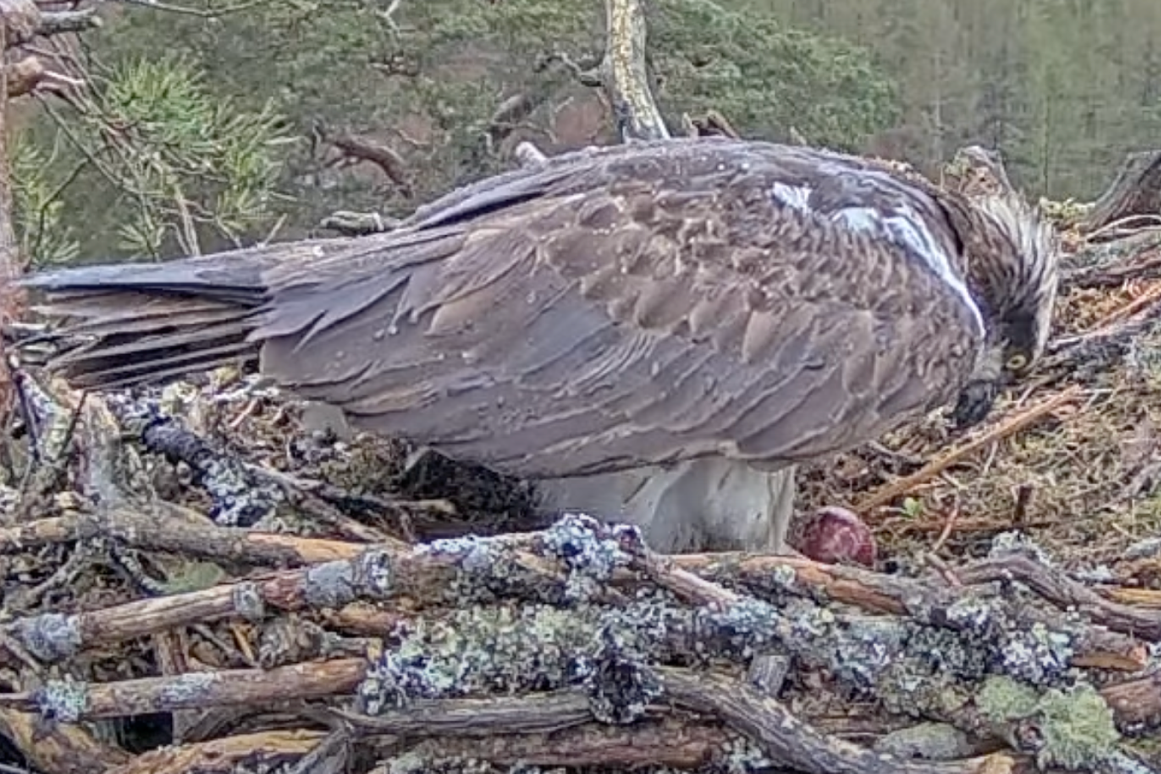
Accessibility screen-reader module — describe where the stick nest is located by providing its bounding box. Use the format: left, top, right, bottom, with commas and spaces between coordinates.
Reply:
2, 174, 1161, 774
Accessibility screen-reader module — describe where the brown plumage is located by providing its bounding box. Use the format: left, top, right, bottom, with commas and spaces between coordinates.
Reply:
18, 137, 1060, 553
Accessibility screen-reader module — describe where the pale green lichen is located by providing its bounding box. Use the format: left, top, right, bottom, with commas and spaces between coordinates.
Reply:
874, 722, 975, 760
989, 530, 1058, 566
907, 589, 1078, 687
419, 534, 565, 605
301, 548, 393, 608
977, 675, 1121, 770
355, 603, 607, 713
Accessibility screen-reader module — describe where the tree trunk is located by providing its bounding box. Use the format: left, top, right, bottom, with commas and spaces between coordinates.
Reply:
1078, 149, 1161, 238
0, 1, 32, 415
602, 0, 668, 142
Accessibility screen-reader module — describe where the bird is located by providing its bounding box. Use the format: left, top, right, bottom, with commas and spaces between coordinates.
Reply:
16, 136, 1060, 556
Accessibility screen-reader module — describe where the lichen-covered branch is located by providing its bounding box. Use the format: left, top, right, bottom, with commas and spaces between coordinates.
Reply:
671, 552, 1150, 670
660, 669, 1012, 774
0, 505, 368, 565
3, 547, 393, 664
601, 0, 668, 142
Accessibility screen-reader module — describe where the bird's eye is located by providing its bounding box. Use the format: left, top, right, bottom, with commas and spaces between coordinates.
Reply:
1005, 353, 1029, 372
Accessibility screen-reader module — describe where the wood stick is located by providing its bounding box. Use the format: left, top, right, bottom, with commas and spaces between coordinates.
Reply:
856, 386, 1083, 512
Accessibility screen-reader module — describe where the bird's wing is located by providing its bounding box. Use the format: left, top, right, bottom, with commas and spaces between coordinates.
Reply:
253, 138, 985, 479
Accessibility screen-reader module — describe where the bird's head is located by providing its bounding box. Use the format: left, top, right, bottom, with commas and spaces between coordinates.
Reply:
947, 188, 1061, 428
972, 190, 1061, 375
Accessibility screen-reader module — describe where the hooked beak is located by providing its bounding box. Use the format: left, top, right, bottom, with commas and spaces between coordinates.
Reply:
950, 369, 1015, 431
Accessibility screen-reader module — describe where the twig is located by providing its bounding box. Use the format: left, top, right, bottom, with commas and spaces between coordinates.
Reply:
7, 658, 368, 720
3, 547, 393, 663
1061, 237, 1161, 290
1089, 280, 1161, 329
671, 551, 1148, 671
661, 668, 1014, 774
0, 707, 129, 774
367, 716, 732, 771
956, 553, 1161, 642
104, 730, 325, 774
0, 504, 384, 564
856, 387, 1084, 512
321, 127, 413, 197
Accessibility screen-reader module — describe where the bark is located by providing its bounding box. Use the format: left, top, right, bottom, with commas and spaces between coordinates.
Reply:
601, 0, 668, 142
0, 5, 24, 419
941, 144, 1018, 199
1078, 150, 1161, 238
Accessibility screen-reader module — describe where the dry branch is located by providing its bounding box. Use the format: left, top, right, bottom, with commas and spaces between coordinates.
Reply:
3, 54, 83, 97
1080, 150, 1161, 237
856, 387, 1083, 512
680, 109, 741, 139
104, 730, 326, 774
0, 707, 129, 774
0, 0, 99, 46
601, 0, 668, 142
0, 353, 1156, 771
320, 125, 413, 198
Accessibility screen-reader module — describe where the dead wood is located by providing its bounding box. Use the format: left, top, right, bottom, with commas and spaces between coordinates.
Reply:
104, 730, 326, 774
0, 4, 23, 434
1079, 150, 1161, 238
2, 55, 83, 97
1060, 230, 1161, 290
680, 109, 741, 139
320, 125, 414, 198
0, 707, 128, 774
484, 52, 600, 157
941, 145, 1018, 200
0, 357, 1156, 771
601, 0, 669, 142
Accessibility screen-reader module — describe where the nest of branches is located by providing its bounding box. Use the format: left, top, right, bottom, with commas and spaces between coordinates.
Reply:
2, 169, 1161, 774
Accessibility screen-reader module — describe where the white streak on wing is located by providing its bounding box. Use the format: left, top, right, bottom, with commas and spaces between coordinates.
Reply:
769, 182, 812, 212
833, 206, 985, 336
766, 177, 984, 336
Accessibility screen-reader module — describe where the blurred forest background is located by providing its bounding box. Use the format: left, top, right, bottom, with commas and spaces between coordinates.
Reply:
10, 0, 1161, 266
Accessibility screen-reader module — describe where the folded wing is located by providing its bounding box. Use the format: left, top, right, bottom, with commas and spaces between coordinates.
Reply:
251, 138, 986, 478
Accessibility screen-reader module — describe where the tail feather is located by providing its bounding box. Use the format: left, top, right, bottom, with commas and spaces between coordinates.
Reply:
30, 295, 245, 337
55, 337, 258, 390
17, 256, 272, 390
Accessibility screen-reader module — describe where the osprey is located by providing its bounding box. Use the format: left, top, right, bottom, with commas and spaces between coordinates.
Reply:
17, 137, 1059, 555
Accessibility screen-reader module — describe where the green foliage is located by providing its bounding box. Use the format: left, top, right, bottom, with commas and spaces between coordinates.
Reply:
70, 53, 290, 257
13, 0, 1161, 265
53, 0, 895, 239
651, 0, 900, 151
9, 134, 80, 268
10, 40, 290, 263
760, 0, 1161, 199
